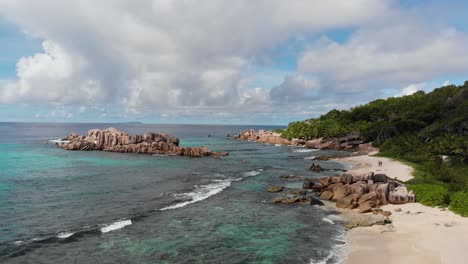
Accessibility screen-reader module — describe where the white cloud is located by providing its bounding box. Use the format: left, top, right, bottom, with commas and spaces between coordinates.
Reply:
0, 0, 389, 121
298, 20, 468, 94
270, 74, 321, 102
398, 82, 427, 97
0, 0, 467, 123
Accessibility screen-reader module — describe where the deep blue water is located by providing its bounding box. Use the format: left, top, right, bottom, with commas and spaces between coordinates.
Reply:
0, 122, 346, 263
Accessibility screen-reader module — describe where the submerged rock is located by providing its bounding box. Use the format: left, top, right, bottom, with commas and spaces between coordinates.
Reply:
267, 186, 284, 193
272, 194, 324, 206
57, 128, 228, 158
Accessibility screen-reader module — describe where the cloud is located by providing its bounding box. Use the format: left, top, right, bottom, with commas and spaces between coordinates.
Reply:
0, 0, 467, 123
0, 0, 389, 122
270, 74, 321, 102
298, 18, 468, 94
398, 82, 427, 97
0, 40, 101, 104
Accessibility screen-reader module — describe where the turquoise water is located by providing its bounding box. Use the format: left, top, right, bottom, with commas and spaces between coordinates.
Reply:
0, 123, 346, 263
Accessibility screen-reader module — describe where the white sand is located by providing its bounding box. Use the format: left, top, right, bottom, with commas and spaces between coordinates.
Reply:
335, 152, 468, 264
335, 151, 414, 182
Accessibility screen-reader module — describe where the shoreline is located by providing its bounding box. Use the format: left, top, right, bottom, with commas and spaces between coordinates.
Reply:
334, 152, 468, 264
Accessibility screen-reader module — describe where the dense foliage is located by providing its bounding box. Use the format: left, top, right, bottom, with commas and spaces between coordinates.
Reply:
406, 184, 450, 207
281, 82, 468, 215
449, 191, 468, 217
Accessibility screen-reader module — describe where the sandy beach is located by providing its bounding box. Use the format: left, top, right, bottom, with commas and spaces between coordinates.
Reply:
336, 152, 468, 264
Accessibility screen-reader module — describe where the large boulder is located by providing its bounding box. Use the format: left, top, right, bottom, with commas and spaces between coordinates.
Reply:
330, 176, 342, 184
389, 186, 415, 204
376, 183, 389, 205
327, 182, 344, 192
340, 173, 354, 184
372, 173, 388, 183
357, 192, 377, 205
331, 185, 352, 201
358, 200, 377, 213
336, 193, 360, 209
349, 181, 368, 196
320, 191, 334, 200
318, 176, 331, 186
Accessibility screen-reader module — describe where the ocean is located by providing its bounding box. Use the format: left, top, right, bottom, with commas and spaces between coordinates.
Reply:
0, 122, 346, 264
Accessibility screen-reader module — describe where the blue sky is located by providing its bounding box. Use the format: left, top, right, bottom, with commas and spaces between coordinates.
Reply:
0, 0, 467, 125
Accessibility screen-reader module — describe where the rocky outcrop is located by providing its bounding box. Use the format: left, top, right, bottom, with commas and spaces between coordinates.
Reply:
304, 135, 378, 152
234, 129, 378, 153
272, 194, 324, 206
268, 186, 324, 206
309, 163, 322, 172
57, 128, 228, 158
267, 186, 284, 193
310, 173, 415, 213
233, 129, 292, 145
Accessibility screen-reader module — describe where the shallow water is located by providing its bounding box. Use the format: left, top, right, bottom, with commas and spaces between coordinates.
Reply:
0, 123, 346, 263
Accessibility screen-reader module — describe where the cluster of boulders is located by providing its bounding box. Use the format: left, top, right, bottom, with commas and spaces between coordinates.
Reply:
304, 172, 415, 213
233, 129, 377, 152
57, 128, 228, 158
233, 129, 293, 145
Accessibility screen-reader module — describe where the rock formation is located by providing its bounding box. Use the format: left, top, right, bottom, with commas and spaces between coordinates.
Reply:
304, 172, 415, 213
233, 129, 293, 145
309, 163, 322, 172
56, 128, 228, 158
234, 129, 378, 152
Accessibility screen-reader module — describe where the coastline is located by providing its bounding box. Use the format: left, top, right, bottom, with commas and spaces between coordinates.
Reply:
335, 152, 468, 264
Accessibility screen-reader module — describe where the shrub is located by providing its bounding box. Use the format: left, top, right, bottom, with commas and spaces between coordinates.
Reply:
449, 191, 468, 217
408, 184, 450, 207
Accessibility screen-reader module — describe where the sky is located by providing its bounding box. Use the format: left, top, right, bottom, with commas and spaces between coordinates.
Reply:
0, 0, 467, 125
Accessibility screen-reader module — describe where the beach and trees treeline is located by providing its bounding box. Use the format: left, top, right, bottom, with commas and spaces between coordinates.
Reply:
278, 82, 468, 216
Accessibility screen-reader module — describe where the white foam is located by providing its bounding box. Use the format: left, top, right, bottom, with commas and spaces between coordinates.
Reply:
242, 169, 263, 177
14, 241, 23, 245
310, 232, 346, 264
100, 219, 132, 233
293, 148, 319, 153
274, 144, 282, 147
48, 139, 70, 144
57, 231, 75, 239
321, 217, 335, 225
160, 178, 241, 211
327, 214, 343, 222
303, 156, 317, 160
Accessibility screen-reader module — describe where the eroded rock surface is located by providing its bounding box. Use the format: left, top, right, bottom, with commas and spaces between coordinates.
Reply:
312, 173, 415, 213
57, 128, 228, 158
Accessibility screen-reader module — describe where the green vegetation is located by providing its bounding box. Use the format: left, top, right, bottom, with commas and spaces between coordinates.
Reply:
281, 82, 468, 215
449, 191, 468, 216
406, 184, 450, 207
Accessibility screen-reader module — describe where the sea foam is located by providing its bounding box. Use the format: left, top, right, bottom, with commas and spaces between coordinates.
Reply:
160, 178, 241, 211
100, 219, 132, 233
293, 148, 319, 153
242, 169, 263, 177
48, 139, 70, 144
57, 231, 75, 239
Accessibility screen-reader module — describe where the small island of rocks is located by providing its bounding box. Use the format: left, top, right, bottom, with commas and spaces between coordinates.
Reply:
56, 127, 228, 158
